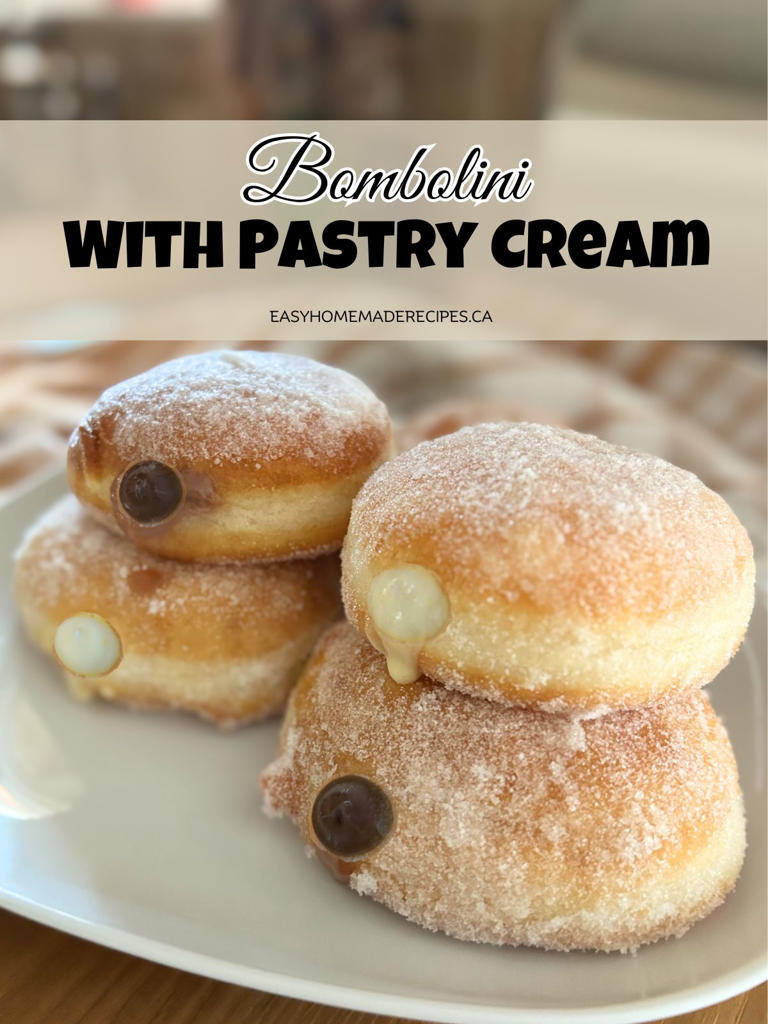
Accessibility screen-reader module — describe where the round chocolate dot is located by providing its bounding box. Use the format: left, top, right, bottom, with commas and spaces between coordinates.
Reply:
311, 775, 393, 859
118, 461, 183, 524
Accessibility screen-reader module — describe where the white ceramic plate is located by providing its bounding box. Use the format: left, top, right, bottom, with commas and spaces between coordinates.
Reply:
0, 472, 765, 1024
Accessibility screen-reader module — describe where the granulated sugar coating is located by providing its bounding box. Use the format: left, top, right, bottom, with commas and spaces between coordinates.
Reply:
72, 349, 391, 472
341, 423, 754, 710
67, 349, 393, 562
345, 422, 752, 618
262, 623, 746, 952
15, 496, 338, 630
14, 497, 342, 724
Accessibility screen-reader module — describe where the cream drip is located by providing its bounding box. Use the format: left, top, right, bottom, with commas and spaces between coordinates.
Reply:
366, 565, 449, 684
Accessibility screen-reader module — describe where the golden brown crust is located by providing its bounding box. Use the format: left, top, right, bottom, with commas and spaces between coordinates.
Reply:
346, 423, 752, 619
342, 423, 755, 708
262, 623, 746, 951
67, 349, 392, 561
14, 497, 342, 724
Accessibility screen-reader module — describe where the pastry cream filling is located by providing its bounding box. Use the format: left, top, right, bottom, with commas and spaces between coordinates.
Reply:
53, 613, 123, 677
366, 565, 449, 684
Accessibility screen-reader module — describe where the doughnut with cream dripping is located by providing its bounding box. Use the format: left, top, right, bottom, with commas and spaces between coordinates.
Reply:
342, 422, 754, 711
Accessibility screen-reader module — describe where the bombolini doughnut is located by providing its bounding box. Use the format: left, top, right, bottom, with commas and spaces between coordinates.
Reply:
262, 623, 746, 952
14, 497, 341, 726
67, 349, 392, 562
342, 422, 754, 711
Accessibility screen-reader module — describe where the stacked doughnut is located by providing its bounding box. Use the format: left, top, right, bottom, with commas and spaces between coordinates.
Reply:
14, 350, 392, 727
263, 422, 755, 951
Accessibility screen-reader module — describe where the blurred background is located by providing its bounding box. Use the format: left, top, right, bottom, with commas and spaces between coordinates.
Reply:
0, 0, 765, 120
0, 341, 764, 572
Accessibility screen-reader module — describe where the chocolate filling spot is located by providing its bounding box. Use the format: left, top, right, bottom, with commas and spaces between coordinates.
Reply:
311, 775, 393, 860
118, 461, 183, 524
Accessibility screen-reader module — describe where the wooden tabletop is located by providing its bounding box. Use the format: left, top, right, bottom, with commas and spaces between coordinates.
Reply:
0, 909, 764, 1024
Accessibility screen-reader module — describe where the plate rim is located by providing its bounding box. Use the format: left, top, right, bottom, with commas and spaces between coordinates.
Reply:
1, 470, 766, 1024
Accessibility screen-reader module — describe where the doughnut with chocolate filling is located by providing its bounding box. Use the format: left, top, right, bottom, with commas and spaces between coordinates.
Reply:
342, 422, 754, 711
67, 349, 393, 562
262, 623, 746, 952
14, 496, 342, 726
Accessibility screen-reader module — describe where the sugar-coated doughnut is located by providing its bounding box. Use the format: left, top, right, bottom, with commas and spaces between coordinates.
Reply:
67, 349, 393, 562
14, 496, 341, 726
342, 422, 754, 711
262, 623, 746, 952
